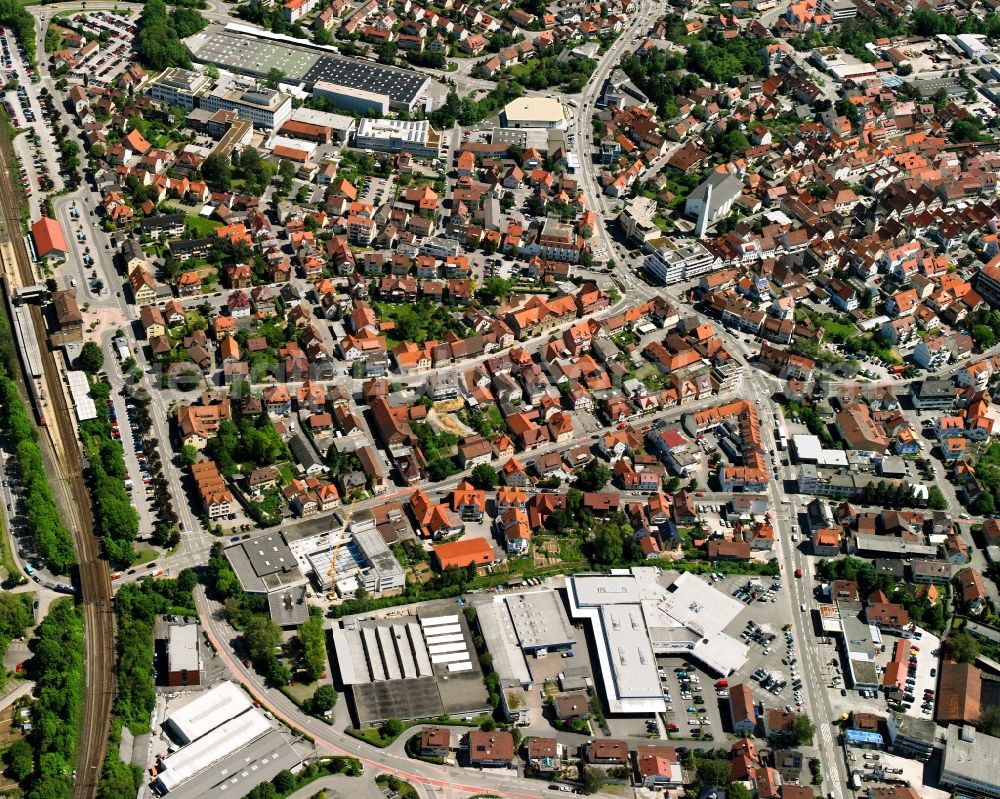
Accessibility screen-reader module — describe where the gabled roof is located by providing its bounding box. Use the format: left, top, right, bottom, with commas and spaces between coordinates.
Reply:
31, 216, 68, 257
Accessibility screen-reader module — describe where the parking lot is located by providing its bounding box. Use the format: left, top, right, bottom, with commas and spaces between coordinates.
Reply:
67, 11, 137, 88
107, 387, 157, 540
1, 29, 61, 215
892, 632, 941, 721
820, 627, 942, 723
843, 745, 945, 796
716, 574, 816, 715
654, 659, 727, 744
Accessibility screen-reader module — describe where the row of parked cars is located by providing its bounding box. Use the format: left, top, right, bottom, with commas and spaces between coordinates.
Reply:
70, 12, 136, 87
110, 396, 154, 499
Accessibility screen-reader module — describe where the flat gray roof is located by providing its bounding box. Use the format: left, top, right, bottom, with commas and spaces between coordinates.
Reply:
266, 585, 310, 627
243, 533, 297, 577
476, 598, 531, 686
188, 27, 320, 80
853, 535, 938, 558
165, 730, 301, 799
226, 533, 305, 595
505, 591, 575, 651
942, 724, 1000, 794
167, 624, 201, 673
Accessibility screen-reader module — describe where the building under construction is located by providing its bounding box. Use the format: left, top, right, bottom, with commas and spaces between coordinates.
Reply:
283, 511, 405, 598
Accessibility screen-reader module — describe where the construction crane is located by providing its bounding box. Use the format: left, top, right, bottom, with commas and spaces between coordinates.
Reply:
326, 497, 359, 599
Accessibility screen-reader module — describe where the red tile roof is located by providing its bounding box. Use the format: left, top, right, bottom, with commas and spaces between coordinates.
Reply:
31, 216, 67, 257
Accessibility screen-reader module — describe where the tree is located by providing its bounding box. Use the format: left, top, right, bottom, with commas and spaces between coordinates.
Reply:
480, 277, 514, 304
78, 341, 105, 374
693, 758, 729, 790
973, 492, 996, 516
470, 463, 499, 490
244, 615, 282, 663
297, 612, 328, 683
246, 782, 278, 799
581, 765, 605, 795
377, 41, 397, 65
201, 152, 232, 191
381, 718, 405, 739
278, 158, 296, 192
947, 632, 980, 664
574, 460, 611, 491
808, 182, 831, 200
273, 770, 296, 793
927, 486, 948, 511
791, 715, 815, 745
263, 67, 286, 89
177, 568, 198, 595
972, 324, 997, 350
181, 444, 199, 467
982, 706, 1000, 737
718, 129, 750, 156
587, 518, 624, 567
728, 784, 753, 799
311, 684, 338, 713
3, 739, 32, 781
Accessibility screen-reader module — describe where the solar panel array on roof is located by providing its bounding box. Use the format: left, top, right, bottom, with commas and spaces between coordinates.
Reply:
303, 55, 428, 105
192, 30, 320, 80
189, 28, 428, 107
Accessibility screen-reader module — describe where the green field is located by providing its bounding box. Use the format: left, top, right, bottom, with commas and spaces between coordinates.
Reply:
185, 215, 221, 236
798, 309, 857, 341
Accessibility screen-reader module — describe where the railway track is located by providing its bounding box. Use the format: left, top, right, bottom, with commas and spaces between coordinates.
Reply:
0, 128, 114, 799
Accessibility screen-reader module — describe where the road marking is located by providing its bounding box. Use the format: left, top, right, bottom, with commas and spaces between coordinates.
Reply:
822, 723, 833, 744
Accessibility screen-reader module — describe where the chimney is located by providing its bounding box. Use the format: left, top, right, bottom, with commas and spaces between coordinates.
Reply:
695, 181, 712, 239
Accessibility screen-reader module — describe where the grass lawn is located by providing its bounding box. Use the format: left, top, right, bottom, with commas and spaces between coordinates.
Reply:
284, 680, 318, 705
185, 215, 222, 237
798, 309, 857, 340
276, 462, 297, 484
133, 548, 158, 566
376, 775, 419, 799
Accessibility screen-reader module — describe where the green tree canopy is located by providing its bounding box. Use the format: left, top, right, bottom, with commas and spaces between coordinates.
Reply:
201, 152, 232, 191
972, 324, 997, 350
78, 341, 105, 374
573, 460, 611, 491
791, 715, 815, 745
244, 615, 282, 663
311, 684, 338, 713
297, 612, 328, 683
470, 464, 499, 490
948, 632, 980, 663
